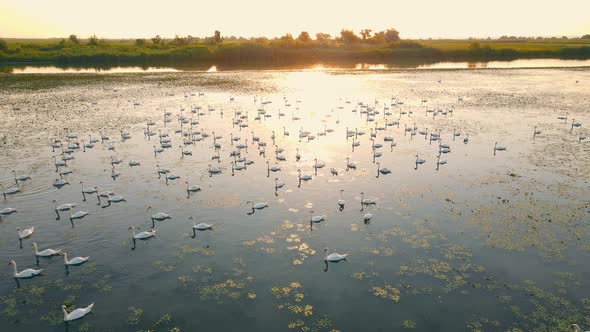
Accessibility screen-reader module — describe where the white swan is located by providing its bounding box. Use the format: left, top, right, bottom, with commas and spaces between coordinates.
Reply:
129, 226, 156, 239
12, 170, 31, 183
62, 303, 94, 322
146, 206, 171, 220
53, 200, 76, 211
377, 163, 391, 175
313, 158, 326, 169
0, 207, 17, 215
360, 192, 376, 205
33, 242, 63, 257
310, 211, 326, 223
323, 248, 348, 262
274, 178, 285, 189
17, 226, 35, 239
364, 213, 373, 222
1, 184, 20, 198
190, 216, 213, 230
346, 157, 357, 169
415, 155, 426, 165
208, 164, 222, 175
186, 181, 202, 192
8, 260, 42, 278
297, 169, 312, 181
62, 252, 90, 266
570, 324, 589, 332
246, 201, 268, 210
69, 207, 89, 220
338, 189, 345, 207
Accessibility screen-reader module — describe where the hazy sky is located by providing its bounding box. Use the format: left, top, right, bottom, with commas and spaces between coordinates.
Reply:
1, 0, 589, 39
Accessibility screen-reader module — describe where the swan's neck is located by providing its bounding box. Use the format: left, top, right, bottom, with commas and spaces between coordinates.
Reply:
63, 254, 68, 264
11, 263, 17, 276
33, 244, 38, 254
62, 307, 69, 320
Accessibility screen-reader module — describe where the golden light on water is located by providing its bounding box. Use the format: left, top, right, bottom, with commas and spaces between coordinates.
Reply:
1, 0, 589, 38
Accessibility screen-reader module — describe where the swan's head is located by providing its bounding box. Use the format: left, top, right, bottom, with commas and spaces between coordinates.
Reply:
62, 305, 67, 310
570, 324, 581, 332
246, 201, 253, 204
8, 260, 15, 266
323, 247, 328, 252
32, 242, 37, 247
16, 227, 21, 232
128, 226, 134, 230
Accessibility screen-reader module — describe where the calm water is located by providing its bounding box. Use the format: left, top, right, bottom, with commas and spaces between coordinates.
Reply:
3, 58, 590, 74
0, 68, 589, 331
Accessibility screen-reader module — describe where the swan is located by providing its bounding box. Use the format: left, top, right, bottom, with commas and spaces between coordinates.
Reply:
1, 184, 20, 199
102, 195, 126, 208
309, 211, 326, 223
314, 158, 326, 169
54, 200, 76, 211
377, 163, 391, 176
33, 242, 63, 257
12, 170, 31, 183
267, 161, 281, 173
323, 248, 348, 262
62, 303, 94, 322
190, 216, 213, 230
129, 226, 156, 239
208, 164, 222, 175
53, 179, 70, 188
415, 155, 426, 165
246, 201, 268, 210
128, 160, 141, 167
298, 169, 312, 181
570, 324, 589, 332
0, 207, 17, 215
17, 226, 35, 239
338, 190, 345, 207
346, 158, 357, 169
494, 142, 507, 155
364, 213, 373, 222
8, 260, 42, 278
69, 207, 89, 220
146, 206, 171, 221
61, 252, 90, 266
360, 192, 376, 205
80, 181, 98, 201
274, 178, 285, 189
157, 166, 170, 176
186, 181, 202, 192
295, 148, 301, 161
463, 134, 469, 144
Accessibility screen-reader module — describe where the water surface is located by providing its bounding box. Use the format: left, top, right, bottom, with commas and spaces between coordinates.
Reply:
0, 68, 589, 331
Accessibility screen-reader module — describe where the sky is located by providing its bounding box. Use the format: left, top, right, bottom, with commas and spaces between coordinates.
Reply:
1, 0, 589, 39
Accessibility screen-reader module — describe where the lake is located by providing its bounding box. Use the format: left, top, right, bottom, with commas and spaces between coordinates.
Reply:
0, 66, 589, 331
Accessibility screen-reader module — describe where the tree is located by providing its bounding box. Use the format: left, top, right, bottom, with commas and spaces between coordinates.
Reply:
280, 33, 294, 41
339, 29, 360, 44
88, 34, 99, 46
297, 31, 311, 42
384, 29, 400, 42
0, 39, 7, 52
582, 34, 590, 39
315, 33, 331, 41
370, 31, 385, 44
469, 42, 481, 50
151, 35, 162, 45
135, 39, 146, 46
69, 34, 80, 44
213, 30, 222, 44
360, 29, 372, 41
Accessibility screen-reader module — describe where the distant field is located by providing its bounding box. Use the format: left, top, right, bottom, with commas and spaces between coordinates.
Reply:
1, 38, 589, 67
416, 39, 590, 51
